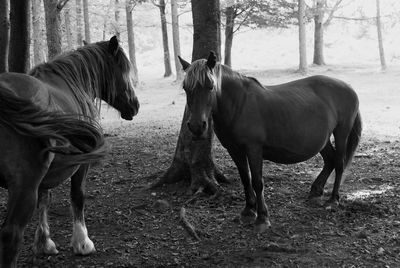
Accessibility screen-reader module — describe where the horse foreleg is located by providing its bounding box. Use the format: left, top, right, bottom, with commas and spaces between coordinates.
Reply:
70, 165, 95, 255
0, 188, 38, 268
247, 146, 271, 233
33, 189, 58, 255
227, 146, 256, 224
309, 141, 335, 202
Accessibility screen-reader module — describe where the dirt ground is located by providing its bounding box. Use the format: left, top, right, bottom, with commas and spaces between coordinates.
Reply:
1, 66, 400, 267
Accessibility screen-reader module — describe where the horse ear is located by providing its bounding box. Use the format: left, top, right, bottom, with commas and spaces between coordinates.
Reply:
207, 51, 217, 70
83, 40, 88, 46
108, 36, 119, 56
178, 56, 190, 71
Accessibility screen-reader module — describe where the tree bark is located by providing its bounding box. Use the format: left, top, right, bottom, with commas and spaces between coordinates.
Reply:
171, 0, 183, 81
76, 0, 83, 45
0, 0, 10, 73
157, 0, 172, 77
9, 0, 30, 73
44, 0, 63, 59
153, 0, 228, 195
224, 5, 235, 67
114, 0, 120, 38
375, 0, 386, 70
313, 0, 325, 65
82, 0, 90, 43
102, 0, 113, 40
191, 0, 221, 60
32, 0, 45, 65
298, 0, 307, 74
63, 1, 73, 50
125, 0, 139, 87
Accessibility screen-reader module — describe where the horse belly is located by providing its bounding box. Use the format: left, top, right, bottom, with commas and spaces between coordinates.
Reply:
39, 156, 80, 189
262, 145, 316, 164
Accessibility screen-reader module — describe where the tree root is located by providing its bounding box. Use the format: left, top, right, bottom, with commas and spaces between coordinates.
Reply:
179, 207, 200, 241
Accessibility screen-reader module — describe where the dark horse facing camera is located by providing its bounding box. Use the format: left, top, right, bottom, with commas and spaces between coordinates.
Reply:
0, 36, 139, 267
179, 51, 361, 233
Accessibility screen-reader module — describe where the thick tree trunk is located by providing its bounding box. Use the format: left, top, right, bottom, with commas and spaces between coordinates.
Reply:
313, 0, 325, 65
224, 6, 235, 67
0, 0, 10, 73
375, 0, 386, 70
64, 2, 73, 50
158, 0, 172, 77
76, 0, 83, 46
44, 0, 62, 59
153, 0, 227, 195
82, 0, 90, 43
32, 0, 45, 64
125, 0, 139, 86
9, 0, 30, 73
298, 0, 307, 74
191, 0, 221, 60
171, 0, 183, 81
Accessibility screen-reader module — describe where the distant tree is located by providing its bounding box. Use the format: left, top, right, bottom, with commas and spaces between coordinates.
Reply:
63, 1, 73, 50
0, 0, 10, 73
32, 0, 45, 64
76, 0, 83, 45
44, 0, 69, 59
114, 0, 121, 38
102, 0, 113, 40
153, 0, 172, 77
222, 0, 296, 67
171, 0, 184, 80
82, 0, 90, 43
153, 0, 228, 195
375, 0, 386, 70
125, 0, 139, 86
312, 0, 344, 65
298, 0, 307, 74
9, 0, 30, 73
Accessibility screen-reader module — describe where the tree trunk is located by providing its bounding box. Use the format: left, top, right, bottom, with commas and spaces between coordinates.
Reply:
125, 0, 139, 86
0, 0, 10, 73
191, 0, 221, 60
153, 0, 228, 195
44, 0, 62, 59
82, 0, 90, 43
76, 0, 83, 46
224, 5, 235, 67
32, 0, 45, 65
375, 0, 386, 71
9, 0, 30, 73
158, 0, 172, 77
298, 0, 307, 74
313, 0, 325, 65
171, 0, 183, 81
64, 1, 73, 50
114, 0, 120, 38
102, 0, 113, 40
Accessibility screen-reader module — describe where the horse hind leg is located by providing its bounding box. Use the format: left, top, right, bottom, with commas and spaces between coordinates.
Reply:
33, 189, 59, 255
309, 141, 335, 204
70, 165, 95, 255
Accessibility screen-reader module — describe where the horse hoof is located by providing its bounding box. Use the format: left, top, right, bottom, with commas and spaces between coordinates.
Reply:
254, 220, 271, 233
34, 238, 59, 255
324, 200, 340, 211
71, 237, 96, 255
240, 209, 257, 224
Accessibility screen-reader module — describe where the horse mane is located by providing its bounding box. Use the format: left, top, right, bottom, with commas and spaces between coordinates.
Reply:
29, 41, 133, 118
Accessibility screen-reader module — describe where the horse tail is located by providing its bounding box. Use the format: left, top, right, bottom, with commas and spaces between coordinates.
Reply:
345, 111, 362, 168
0, 89, 107, 166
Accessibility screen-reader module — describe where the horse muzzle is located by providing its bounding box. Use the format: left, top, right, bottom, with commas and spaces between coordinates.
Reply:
187, 120, 207, 139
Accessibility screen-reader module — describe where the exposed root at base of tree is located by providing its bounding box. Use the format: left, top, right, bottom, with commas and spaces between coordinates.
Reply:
179, 207, 200, 241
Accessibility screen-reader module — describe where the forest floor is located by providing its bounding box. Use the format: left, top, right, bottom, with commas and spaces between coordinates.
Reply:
2, 65, 400, 267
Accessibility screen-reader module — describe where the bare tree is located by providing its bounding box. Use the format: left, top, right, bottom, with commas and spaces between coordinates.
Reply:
0, 0, 10, 73
32, 0, 45, 64
9, 0, 30, 73
153, 0, 228, 195
125, 0, 139, 86
102, 0, 113, 40
82, 0, 90, 43
298, 0, 307, 74
44, 0, 69, 59
171, 0, 183, 80
375, 0, 386, 70
114, 0, 120, 38
76, 0, 83, 45
63, 1, 73, 50
153, 0, 172, 77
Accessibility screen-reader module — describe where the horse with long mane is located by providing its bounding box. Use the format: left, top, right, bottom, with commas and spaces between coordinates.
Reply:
0, 36, 139, 267
178, 52, 361, 233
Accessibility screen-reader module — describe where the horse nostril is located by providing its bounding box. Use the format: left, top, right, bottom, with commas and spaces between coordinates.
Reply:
187, 121, 192, 131
202, 121, 207, 130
